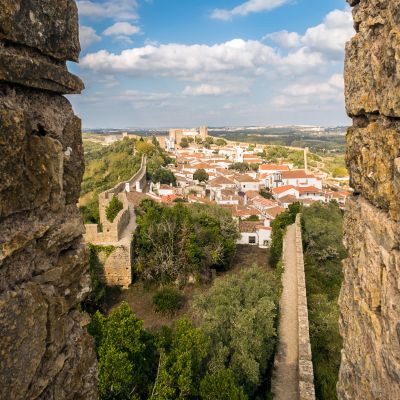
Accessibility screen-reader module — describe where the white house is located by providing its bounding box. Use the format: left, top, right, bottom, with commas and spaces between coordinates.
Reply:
183, 162, 216, 174
207, 176, 236, 191
259, 164, 290, 174
237, 220, 272, 248
234, 174, 260, 192
272, 185, 299, 199
297, 186, 325, 202
280, 170, 323, 189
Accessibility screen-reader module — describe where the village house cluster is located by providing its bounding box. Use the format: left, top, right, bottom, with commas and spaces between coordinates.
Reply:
127, 128, 349, 249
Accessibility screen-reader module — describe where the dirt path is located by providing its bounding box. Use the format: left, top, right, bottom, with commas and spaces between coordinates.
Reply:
272, 223, 299, 399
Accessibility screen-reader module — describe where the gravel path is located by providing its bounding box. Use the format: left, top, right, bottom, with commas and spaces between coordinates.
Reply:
272, 223, 299, 400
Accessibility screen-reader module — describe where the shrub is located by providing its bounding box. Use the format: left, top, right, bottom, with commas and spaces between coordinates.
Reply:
193, 168, 209, 183
106, 196, 123, 223
152, 287, 184, 314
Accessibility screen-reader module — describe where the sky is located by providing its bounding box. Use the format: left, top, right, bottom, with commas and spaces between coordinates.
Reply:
69, 0, 354, 128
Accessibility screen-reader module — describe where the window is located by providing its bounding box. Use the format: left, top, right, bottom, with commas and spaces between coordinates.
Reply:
249, 236, 256, 244
263, 240, 269, 247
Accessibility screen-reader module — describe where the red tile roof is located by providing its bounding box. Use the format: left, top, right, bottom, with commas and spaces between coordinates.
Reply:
264, 206, 285, 218
234, 174, 259, 183
281, 170, 316, 179
272, 185, 296, 195
208, 176, 235, 186
259, 164, 290, 171
297, 186, 322, 194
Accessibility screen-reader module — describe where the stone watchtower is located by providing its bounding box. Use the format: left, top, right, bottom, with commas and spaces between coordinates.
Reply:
0, 1, 98, 399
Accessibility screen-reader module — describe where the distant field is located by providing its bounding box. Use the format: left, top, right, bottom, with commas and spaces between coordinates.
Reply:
209, 127, 347, 154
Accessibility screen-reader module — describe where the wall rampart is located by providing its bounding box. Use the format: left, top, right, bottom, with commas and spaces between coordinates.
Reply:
295, 214, 316, 400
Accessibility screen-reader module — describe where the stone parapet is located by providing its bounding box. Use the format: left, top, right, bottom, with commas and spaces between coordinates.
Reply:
84, 156, 146, 289
339, 1, 400, 398
0, 1, 98, 398
85, 155, 146, 244
295, 214, 316, 400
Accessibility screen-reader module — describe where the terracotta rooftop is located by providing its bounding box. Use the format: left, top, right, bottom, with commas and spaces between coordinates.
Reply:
278, 194, 298, 204
232, 206, 262, 217
239, 220, 262, 233
281, 170, 316, 179
272, 185, 296, 195
208, 176, 235, 186
264, 206, 285, 218
297, 186, 322, 194
245, 190, 261, 200
259, 164, 290, 171
193, 162, 213, 169
234, 174, 259, 183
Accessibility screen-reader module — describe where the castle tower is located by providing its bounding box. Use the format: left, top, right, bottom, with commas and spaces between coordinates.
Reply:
200, 126, 208, 140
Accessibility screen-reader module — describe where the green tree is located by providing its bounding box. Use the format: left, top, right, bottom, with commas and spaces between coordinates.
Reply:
301, 202, 346, 400
204, 137, 214, 145
136, 140, 156, 156
200, 369, 248, 400
192, 267, 280, 397
187, 137, 194, 144
106, 196, 124, 223
180, 138, 189, 148
152, 136, 161, 148
249, 163, 259, 171
193, 168, 209, 183
151, 168, 176, 185
215, 138, 227, 147
269, 203, 301, 268
259, 189, 273, 200
151, 319, 209, 399
132, 200, 239, 283
229, 162, 250, 172
88, 303, 157, 400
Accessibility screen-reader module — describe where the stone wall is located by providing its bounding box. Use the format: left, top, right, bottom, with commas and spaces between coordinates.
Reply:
338, 1, 400, 399
83, 156, 146, 288
295, 215, 316, 400
0, 1, 98, 399
85, 155, 146, 244
99, 246, 133, 288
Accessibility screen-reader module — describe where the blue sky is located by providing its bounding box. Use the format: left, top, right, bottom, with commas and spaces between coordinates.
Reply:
69, 0, 353, 128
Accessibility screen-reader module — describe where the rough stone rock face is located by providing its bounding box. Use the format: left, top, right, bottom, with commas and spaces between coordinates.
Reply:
338, 0, 400, 399
0, 1, 98, 399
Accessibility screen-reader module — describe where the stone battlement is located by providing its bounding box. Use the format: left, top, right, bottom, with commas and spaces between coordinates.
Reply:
85, 155, 146, 244
84, 155, 147, 288
295, 214, 316, 400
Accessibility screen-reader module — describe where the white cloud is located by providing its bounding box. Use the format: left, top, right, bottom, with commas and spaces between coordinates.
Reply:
263, 30, 300, 48
77, 0, 139, 21
103, 22, 140, 36
183, 84, 249, 96
272, 74, 344, 108
80, 26, 101, 50
211, 0, 290, 21
265, 9, 353, 60
80, 37, 330, 81
301, 9, 354, 59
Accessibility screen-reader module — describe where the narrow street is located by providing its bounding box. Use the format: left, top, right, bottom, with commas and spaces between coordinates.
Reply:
272, 223, 299, 399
